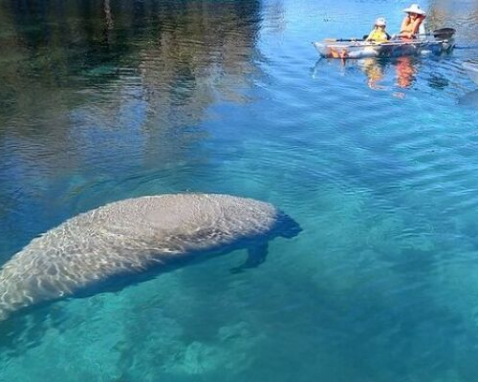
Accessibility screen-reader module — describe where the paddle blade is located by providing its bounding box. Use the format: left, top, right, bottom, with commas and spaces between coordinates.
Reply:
433, 28, 456, 40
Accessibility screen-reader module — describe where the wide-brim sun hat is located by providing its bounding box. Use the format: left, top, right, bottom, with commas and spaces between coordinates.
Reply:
375, 17, 386, 26
403, 4, 426, 15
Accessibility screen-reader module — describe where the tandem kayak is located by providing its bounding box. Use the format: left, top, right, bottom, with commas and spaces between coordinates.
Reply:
313, 39, 455, 59
463, 62, 478, 86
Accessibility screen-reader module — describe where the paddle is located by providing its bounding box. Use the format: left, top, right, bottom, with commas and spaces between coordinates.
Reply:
394, 28, 456, 40
323, 28, 455, 44
324, 28, 456, 42
432, 27, 456, 39
324, 38, 363, 42
455, 45, 478, 50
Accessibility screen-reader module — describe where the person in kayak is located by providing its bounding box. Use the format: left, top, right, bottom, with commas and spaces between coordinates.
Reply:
365, 18, 391, 42
398, 4, 426, 39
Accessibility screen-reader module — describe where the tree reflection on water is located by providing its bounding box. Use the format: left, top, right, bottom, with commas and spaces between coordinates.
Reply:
0, 0, 263, 256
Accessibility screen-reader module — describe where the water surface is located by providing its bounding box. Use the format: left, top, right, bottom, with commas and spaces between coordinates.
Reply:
1, 0, 478, 381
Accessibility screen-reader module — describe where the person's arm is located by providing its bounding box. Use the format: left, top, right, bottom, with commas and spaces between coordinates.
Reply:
399, 16, 415, 38
410, 16, 424, 36
399, 16, 424, 38
400, 16, 410, 34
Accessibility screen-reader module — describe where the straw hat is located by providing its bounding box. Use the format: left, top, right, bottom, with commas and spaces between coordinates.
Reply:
403, 4, 426, 15
375, 17, 386, 26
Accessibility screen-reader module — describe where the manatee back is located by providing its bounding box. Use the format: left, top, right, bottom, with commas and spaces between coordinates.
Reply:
92, 193, 278, 239
0, 194, 280, 320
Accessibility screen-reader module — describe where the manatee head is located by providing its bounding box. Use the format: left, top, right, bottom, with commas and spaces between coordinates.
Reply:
272, 211, 302, 239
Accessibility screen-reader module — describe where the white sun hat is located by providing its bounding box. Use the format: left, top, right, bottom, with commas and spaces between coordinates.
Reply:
403, 4, 426, 15
375, 17, 386, 26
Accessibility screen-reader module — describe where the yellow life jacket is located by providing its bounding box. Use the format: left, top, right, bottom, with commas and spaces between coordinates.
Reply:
367, 29, 389, 42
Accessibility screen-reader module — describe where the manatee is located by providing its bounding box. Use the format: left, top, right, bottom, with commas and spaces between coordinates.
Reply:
0, 193, 301, 321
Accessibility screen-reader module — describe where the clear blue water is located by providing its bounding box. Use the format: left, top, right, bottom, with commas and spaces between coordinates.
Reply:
1, 0, 478, 380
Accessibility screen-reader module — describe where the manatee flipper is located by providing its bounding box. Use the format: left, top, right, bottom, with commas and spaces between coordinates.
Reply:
230, 243, 268, 274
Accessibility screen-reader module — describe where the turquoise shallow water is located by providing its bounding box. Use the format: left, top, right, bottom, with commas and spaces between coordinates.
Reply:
1, 0, 478, 380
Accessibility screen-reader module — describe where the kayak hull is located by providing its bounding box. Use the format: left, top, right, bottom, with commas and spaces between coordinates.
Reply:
463, 62, 478, 86
313, 40, 454, 59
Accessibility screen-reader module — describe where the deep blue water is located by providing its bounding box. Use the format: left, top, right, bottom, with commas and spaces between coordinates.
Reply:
1, 0, 478, 380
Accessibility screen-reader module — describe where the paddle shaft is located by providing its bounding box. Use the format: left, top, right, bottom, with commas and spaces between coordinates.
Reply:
412, 27, 455, 39
455, 45, 478, 50
324, 38, 363, 42
324, 28, 455, 44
